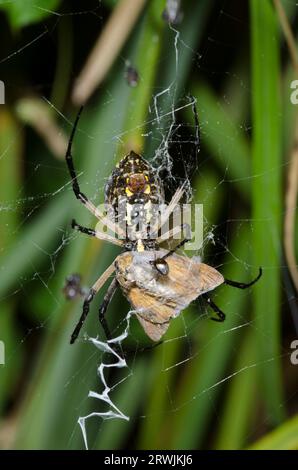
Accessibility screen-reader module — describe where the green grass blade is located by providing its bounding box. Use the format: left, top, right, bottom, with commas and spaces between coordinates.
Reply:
0, 192, 72, 299
213, 331, 257, 449
14, 82, 132, 449
250, 0, 284, 424
248, 413, 298, 449
166, 227, 251, 449
13, 14, 167, 448
0, 109, 23, 416
136, 2, 218, 449
137, 169, 225, 450
145, 1, 213, 159
121, 1, 165, 154
94, 358, 148, 450
192, 82, 251, 200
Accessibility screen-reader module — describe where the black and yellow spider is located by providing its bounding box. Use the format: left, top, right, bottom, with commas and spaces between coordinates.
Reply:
66, 102, 262, 344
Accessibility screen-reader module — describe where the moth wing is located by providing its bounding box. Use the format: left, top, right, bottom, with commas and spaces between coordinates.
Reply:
196, 262, 224, 294
164, 256, 224, 299
136, 315, 170, 342
129, 287, 174, 341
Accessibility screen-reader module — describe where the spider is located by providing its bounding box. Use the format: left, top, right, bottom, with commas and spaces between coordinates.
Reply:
66, 101, 262, 344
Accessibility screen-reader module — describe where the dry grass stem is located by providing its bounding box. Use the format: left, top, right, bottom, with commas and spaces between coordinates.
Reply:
72, 0, 147, 105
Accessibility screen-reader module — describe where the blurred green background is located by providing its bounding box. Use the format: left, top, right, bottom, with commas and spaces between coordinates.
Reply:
0, 0, 297, 450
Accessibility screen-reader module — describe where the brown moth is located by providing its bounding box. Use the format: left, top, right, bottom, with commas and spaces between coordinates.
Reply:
115, 249, 224, 341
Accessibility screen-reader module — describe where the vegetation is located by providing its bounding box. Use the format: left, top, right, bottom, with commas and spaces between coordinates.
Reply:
0, 0, 297, 450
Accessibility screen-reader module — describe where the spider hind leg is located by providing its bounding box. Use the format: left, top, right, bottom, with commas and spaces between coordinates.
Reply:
202, 294, 226, 322
98, 278, 118, 340
70, 288, 96, 344
201, 268, 262, 324
224, 267, 262, 290
69, 263, 116, 344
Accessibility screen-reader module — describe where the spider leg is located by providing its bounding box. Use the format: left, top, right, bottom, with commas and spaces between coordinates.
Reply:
158, 236, 190, 262
202, 293, 226, 322
158, 223, 192, 259
151, 184, 185, 235
98, 278, 118, 340
122, 341, 164, 358
65, 108, 124, 238
65, 106, 88, 205
155, 222, 191, 244
72, 219, 123, 247
70, 262, 115, 344
224, 267, 262, 289
70, 288, 96, 344
189, 95, 200, 153
201, 269, 262, 324
72, 218, 96, 237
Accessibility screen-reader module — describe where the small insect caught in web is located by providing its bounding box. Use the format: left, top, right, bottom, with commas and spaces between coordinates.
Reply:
162, 0, 183, 25
124, 62, 139, 88
63, 273, 88, 300
64, 99, 262, 345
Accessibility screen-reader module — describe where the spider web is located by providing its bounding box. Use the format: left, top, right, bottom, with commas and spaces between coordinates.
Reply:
0, 0, 296, 451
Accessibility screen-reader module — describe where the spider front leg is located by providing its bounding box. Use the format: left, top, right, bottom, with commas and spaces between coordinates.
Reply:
158, 223, 192, 262
189, 95, 200, 153
163, 236, 190, 258
65, 108, 124, 237
65, 107, 88, 206
152, 223, 192, 275
65, 107, 100, 213
151, 236, 191, 275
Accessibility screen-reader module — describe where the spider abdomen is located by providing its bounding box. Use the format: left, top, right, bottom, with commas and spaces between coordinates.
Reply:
104, 151, 164, 244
